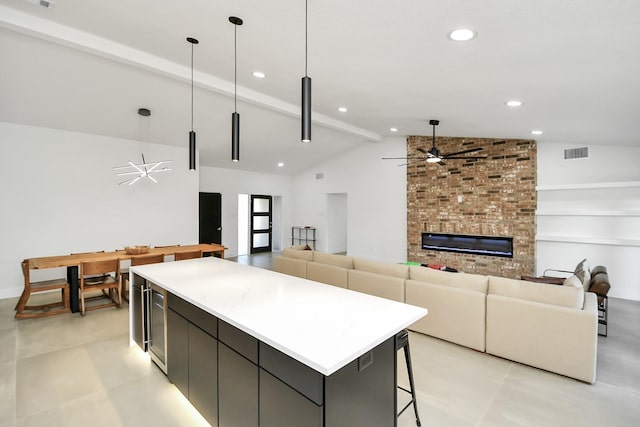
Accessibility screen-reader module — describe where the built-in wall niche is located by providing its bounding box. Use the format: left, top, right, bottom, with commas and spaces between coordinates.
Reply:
406, 135, 537, 278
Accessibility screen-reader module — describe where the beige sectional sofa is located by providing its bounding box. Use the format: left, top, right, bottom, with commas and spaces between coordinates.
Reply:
274, 247, 599, 384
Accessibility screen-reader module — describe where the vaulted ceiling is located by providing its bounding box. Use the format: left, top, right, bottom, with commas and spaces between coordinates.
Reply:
1, 0, 639, 174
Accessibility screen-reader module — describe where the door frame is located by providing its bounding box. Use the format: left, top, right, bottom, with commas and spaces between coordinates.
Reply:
250, 195, 272, 254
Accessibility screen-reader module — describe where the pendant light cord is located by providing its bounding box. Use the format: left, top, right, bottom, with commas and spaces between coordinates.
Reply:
305, 0, 308, 77
190, 43, 194, 131
234, 24, 237, 113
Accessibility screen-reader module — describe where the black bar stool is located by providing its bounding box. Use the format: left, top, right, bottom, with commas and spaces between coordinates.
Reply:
396, 329, 421, 426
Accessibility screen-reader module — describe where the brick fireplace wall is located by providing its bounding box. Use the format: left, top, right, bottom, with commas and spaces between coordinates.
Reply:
406, 135, 537, 278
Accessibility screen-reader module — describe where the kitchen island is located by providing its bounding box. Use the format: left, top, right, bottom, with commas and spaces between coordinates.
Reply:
130, 257, 427, 427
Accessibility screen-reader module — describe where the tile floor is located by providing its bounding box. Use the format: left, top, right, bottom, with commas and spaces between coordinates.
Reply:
2, 256, 640, 427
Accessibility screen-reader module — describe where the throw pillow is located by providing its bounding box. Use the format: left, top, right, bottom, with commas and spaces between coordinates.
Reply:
563, 274, 583, 289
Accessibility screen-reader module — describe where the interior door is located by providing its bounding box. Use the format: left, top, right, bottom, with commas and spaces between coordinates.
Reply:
199, 192, 222, 244
250, 195, 272, 253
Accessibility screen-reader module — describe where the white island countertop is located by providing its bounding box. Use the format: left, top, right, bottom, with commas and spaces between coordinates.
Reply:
131, 257, 427, 376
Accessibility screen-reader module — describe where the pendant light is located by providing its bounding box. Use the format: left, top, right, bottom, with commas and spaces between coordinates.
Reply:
187, 37, 198, 170
229, 16, 243, 162
301, 0, 311, 143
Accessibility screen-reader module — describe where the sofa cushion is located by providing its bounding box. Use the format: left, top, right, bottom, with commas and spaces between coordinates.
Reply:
409, 266, 488, 293
353, 258, 409, 279
347, 269, 405, 302
306, 262, 348, 288
488, 276, 584, 309
274, 256, 307, 279
406, 279, 486, 351
312, 252, 354, 269
283, 247, 314, 261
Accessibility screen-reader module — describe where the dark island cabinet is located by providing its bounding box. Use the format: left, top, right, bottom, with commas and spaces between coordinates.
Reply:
218, 343, 259, 427
166, 309, 189, 397
259, 369, 323, 427
166, 292, 397, 427
167, 294, 219, 427
188, 325, 218, 425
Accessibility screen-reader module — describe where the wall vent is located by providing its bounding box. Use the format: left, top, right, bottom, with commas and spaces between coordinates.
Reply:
564, 147, 588, 160
315, 172, 324, 180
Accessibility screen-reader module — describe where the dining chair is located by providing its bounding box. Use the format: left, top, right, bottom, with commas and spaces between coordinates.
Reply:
175, 250, 202, 261
121, 253, 165, 303
15, 260, 70, 319
79, 258, 121, 315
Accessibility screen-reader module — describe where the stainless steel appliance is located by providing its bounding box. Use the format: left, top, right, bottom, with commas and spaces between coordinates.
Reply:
132, 273, 168, 373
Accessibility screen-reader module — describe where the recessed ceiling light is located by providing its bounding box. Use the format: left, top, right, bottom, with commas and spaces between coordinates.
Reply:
338, 107, 348, 113
448, 28, 477, 42
252, 71, 266, 78
277, 162, 284, 167
506, 100, 523, 107
531, 130, 543, 135
389, 128, 398, 132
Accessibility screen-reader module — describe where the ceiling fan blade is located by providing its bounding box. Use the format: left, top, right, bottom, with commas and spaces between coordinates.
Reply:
441, 147, 484, 157
382, 156, 426, 160
416, 147, 427, 154
444, 156, 487, 160
401, 159, 425, 167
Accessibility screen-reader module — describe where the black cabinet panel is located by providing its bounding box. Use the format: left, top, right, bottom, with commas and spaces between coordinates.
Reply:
259, 342, 324, 405
168, 293, 218, 338
324, 337, 396, 427
189, 325, 218, 426
259, 369, 323, 427
167, 309, 189, 398
218, 343, 258, 427
218, 320, 257, 364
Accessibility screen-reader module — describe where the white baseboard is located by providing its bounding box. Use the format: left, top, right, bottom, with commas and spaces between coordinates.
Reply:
0, 287, 22, 300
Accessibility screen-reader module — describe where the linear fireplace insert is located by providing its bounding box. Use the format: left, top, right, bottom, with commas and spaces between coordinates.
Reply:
422, 232, 513, 258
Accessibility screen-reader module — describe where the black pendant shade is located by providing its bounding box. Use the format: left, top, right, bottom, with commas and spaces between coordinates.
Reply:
187, 37, 198, 171
230, 16, 243, 162
232, 112, 240, 162
189, 130, 196, 169
301, 76, 312, 143
301, 0, 311, 143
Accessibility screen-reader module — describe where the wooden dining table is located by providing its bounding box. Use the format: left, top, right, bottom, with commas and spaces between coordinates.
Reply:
25, 244, 226, 313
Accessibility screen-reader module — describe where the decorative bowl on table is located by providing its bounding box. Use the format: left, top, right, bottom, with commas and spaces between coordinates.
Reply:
124, 245, 150, 255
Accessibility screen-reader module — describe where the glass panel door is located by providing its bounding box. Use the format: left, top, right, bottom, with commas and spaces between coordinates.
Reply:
250, 195, 272, 254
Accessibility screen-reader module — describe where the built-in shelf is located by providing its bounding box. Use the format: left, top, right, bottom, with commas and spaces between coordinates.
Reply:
536, 234, 640, 247
536, 210, 640, 217
536, 181, 640, 192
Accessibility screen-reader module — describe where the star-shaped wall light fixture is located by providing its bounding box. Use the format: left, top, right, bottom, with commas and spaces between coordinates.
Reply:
113, 154, 173, 186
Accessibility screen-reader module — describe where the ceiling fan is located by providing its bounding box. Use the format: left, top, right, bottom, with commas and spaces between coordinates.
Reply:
383, 119, 487, 166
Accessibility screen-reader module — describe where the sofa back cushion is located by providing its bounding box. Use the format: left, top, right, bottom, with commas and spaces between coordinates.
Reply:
347, 269, 405, 302
283, 247, 314, 261
488, 276, 584, 309
274, 256, 307, 279
353, 258, 409, 279
306, 262, 348, 288
312, 252, 354, 269
409, 266, 488, 293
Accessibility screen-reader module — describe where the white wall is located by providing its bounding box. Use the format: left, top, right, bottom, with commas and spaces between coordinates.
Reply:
326, 193, 348, 253
199, 167, 291, 258
537, 142, 640, 300
0, 122, 198, 298
291, 137, 407, 263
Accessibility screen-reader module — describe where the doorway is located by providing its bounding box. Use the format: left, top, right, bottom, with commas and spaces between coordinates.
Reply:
199, 192, 222, 244
326, 193, 348, 254
250, 195, 272, 253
